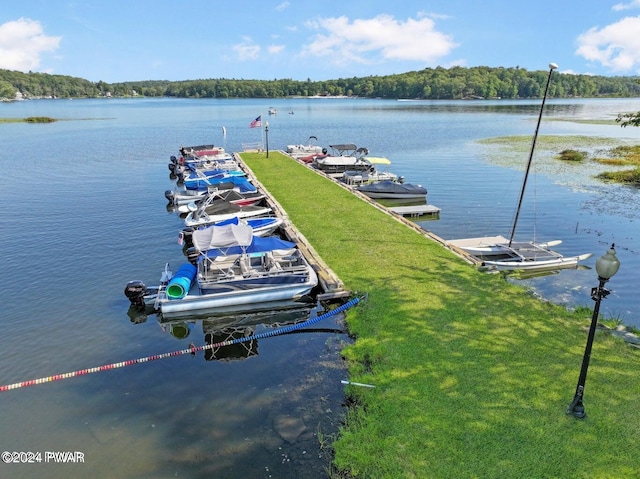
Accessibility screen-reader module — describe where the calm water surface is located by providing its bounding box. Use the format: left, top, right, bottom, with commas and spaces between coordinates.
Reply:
0, 97, 638, 478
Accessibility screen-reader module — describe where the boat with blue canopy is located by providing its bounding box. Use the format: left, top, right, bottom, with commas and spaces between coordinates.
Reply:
124, 222, 318, 318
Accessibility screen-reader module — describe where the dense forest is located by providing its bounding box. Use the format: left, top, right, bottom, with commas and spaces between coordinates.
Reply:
1, 65, 640, 101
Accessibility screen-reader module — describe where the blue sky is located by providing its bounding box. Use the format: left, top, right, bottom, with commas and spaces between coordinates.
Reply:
2, 0, 640, 82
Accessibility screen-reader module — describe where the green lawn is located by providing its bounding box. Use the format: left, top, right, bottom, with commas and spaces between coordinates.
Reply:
241, 151, 640, 479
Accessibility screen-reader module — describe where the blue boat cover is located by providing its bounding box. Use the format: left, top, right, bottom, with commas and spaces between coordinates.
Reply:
199, 236, 296, 261
213, 216, 276, 228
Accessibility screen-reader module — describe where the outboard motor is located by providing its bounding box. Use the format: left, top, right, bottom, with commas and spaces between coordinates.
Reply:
165, 190, 175, 203
184, 246, 199, 265
170, 155, 177, 164
124, 280, 147, 308
180, 227, 195, 248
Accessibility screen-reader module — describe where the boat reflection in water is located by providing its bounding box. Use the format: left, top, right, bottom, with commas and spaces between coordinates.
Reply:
127, 298, 345, 362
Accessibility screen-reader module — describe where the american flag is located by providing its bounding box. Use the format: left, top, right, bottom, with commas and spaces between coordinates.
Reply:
249, 115, 262, 128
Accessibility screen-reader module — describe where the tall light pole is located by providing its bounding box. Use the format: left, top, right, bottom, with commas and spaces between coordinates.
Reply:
265, 121, 269, 158
566, 244, 620, 419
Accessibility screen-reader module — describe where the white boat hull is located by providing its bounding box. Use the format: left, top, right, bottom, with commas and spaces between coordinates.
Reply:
360, 191, 426, 199
184, 207, 272, 227
452, 238, 563, 257
480, 253, 593, 272
157, 268, 318, 318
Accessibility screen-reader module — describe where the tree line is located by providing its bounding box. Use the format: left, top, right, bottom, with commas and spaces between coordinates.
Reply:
1, 65, 640, 101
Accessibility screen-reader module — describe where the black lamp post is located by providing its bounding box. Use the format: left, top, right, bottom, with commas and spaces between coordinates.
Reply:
566, 244, 620, 419
265, 121, 269, 158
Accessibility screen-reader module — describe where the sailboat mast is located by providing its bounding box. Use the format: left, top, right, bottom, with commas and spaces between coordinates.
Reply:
508, 62, 558, 247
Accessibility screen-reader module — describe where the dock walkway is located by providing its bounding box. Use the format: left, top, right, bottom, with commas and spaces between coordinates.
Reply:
234, 152, 348, 300
236, 151, 481, 283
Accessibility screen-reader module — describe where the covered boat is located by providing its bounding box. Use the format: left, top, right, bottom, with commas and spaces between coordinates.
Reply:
125, 222, 318, 318
181, 169, 246, 190
165, 182, 258, 206
179, 216, 284, 248
184, 175, 257, 193
356, 180, 427, 199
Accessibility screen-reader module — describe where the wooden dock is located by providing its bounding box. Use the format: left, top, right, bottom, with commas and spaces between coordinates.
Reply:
388, 204, 441, 218
237, 151, 476, 297
235, 153, 349, 301
279, 152, 486, 269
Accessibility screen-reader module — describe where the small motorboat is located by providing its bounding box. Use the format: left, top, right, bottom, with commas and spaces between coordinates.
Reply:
286, 136, 325, 159
184, 203, 272, 228
356, 180, 427, 199
179, 217, 284, 248
174, 191, 265, 214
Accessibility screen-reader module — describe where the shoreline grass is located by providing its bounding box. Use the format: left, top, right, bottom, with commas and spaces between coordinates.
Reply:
241, 151, 640, 479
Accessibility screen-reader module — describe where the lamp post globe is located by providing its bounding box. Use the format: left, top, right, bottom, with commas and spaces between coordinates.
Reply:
595, 245, 620, 280
567, 244, 620, 419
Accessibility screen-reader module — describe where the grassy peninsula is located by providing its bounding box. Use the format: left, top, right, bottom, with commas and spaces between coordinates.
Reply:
241, 151, 639, 479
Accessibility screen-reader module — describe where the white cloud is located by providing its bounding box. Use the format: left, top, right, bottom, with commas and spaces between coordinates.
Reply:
276, 2, 290, 11
231, 37, 285, 61
0, 18, 61, 71
576, 16, 640, 72
301, 14, 458, 66
613, 0, 640, 11
232, 37, 261, 61
268, 44, 285, 54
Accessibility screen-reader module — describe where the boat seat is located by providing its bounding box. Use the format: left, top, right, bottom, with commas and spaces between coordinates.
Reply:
239, 255, 259, 277
206, 254, 239, 279
264, 252, 283, 272
271, 248, 299, 268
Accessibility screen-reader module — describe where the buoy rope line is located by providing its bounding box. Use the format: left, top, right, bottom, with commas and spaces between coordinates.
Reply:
0, 296, 363, 393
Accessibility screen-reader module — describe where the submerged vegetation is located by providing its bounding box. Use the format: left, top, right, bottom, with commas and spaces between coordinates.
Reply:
596, 168, 640, 185
25, 116, 57, 123
0, 116, 57, 123
594, 145, 640, 185
479, 136, 640, 186
558, 149, 587, 162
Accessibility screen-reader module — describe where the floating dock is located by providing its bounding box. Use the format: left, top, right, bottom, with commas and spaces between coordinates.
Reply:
286, 153, 441, 220
388, 204, 441, 218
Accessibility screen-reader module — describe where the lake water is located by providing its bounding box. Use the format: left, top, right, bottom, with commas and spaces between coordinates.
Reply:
0, 97, 638, 478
